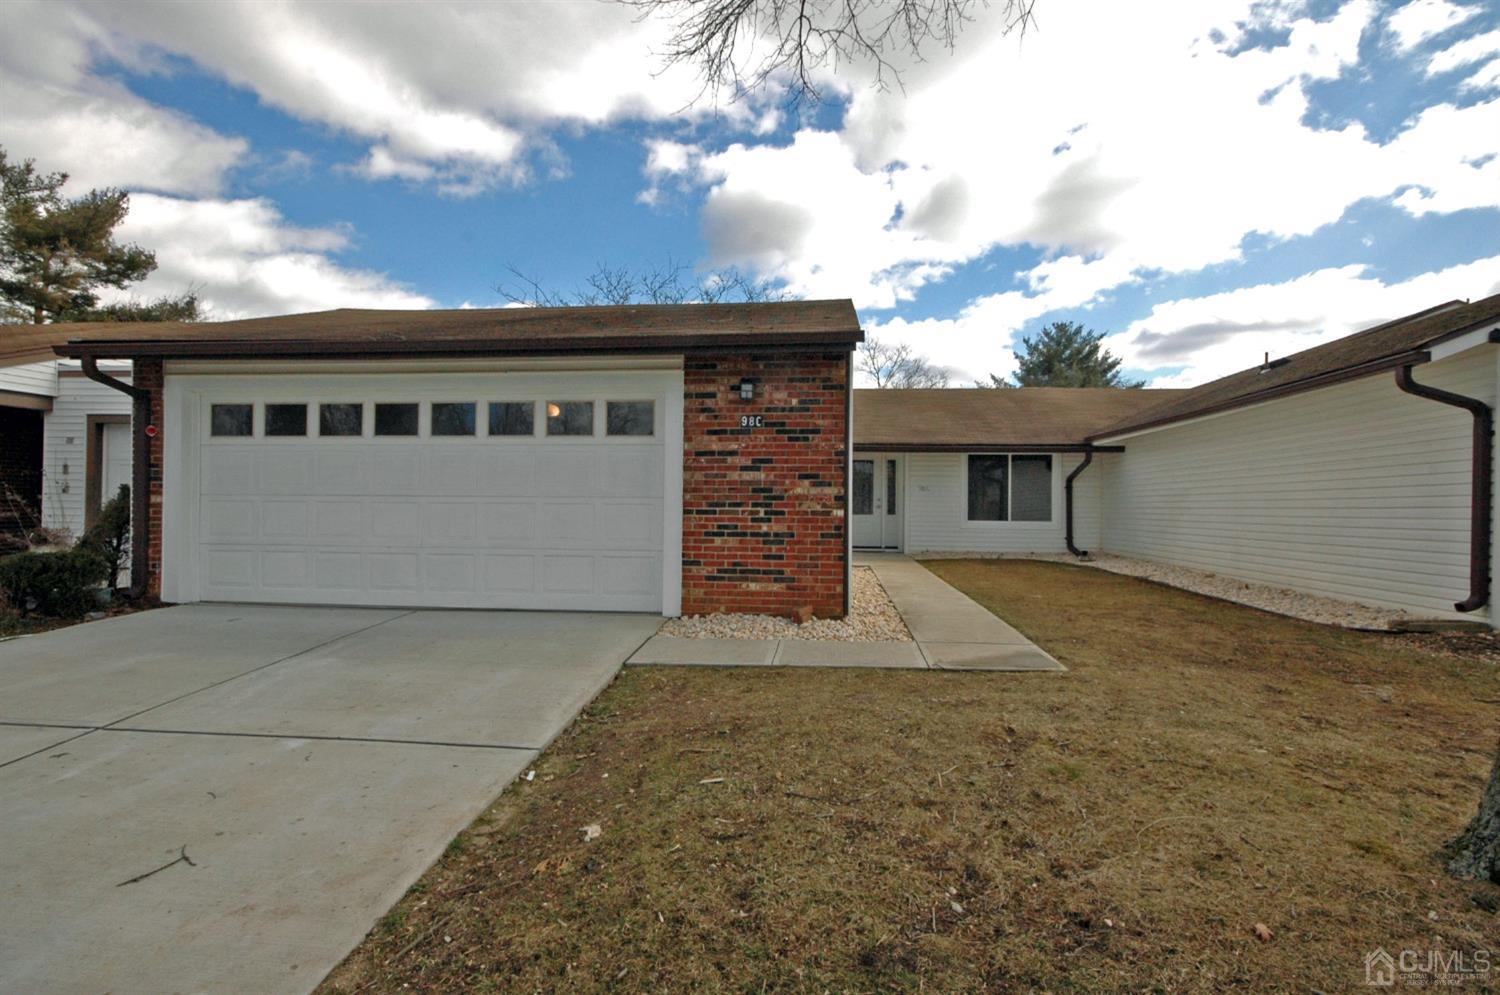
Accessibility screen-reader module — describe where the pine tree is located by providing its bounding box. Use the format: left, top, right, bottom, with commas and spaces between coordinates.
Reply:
985, 321, 1144, 388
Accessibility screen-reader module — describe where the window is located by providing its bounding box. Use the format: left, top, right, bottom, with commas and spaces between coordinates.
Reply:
210, 404, 252, 437
886, 459, 897, 515
431, 402, 476, 436
606, 400, 654, 436
488, 401, 534, 436
967, 454, 1053, 522
374, 403, 418, 436
1011, 455, 1053, 521
967, 455, 1007, 521
264, 404, 307, 437
852, 459, 874, 515
320, 403, 364, 437
546, 400, 593, 436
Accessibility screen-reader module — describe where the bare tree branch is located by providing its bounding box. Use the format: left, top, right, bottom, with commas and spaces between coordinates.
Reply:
857, 337, 950, 388
623, 0, 1037, 103
497, 260, 789, 307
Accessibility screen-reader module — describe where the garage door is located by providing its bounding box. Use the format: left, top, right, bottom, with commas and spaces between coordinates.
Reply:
163, 370, 680, 612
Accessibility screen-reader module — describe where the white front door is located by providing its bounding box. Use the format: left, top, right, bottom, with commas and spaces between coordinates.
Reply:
163, 369, 683, 613
852, 453, 903, 549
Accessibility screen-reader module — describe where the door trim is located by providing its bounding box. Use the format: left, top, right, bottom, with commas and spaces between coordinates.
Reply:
84, 414, 130, 530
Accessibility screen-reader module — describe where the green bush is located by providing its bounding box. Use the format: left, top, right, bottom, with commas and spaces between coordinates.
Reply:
0, 547, 109, 618
79, 483, 131, 589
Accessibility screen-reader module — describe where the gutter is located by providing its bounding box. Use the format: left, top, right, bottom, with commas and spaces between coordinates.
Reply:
1394, 364, 1492, 613
1065, 449, 1097, 558
80, 357, 152, 599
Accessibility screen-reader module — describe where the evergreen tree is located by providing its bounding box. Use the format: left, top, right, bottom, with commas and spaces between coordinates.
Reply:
984, 320, 1144, 388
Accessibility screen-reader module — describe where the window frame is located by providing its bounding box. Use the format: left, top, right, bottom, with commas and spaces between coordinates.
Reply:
429, 400, 478, 438
963, 452, 1056, 525
545, 399, 596, 438
208, 402, 255, 439
486, 400, 537, 438
263, 402, 309, 438
605, 399, 656, 437
318, 402, 367, 439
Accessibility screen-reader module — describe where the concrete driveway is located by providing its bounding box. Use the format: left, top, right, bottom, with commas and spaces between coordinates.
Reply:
0, 604, 660, 994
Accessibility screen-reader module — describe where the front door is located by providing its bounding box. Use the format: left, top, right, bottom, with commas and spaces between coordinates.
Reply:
852, 454, 903, 549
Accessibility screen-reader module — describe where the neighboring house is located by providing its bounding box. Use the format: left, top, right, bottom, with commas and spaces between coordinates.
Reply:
0, 336, 133, 539
854, 293, 1500, 626
21, 291, 1500, 626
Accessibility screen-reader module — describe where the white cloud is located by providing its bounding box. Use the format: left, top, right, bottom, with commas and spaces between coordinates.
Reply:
1426, 28, 1500, 73
104, 195, 434, 319
1105, 255, 1500, 386
1387, 0, 1479, 50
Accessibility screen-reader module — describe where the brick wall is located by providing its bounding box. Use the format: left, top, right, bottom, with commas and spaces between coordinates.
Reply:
682, 351, 849, 620
0, 405, 43, 537
134, 358, 164, 596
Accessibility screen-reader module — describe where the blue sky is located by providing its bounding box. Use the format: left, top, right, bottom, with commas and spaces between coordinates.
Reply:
1, 0, 1496, 386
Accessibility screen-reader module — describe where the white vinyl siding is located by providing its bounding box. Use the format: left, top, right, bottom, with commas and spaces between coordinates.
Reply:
41, 367, 133, 535
0, 360, 60, 398
904, 451, 1100, 555
1098, 347, 1497, 622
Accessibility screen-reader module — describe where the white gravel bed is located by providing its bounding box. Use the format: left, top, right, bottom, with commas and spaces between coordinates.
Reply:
920, 551, 1416, 630
660, 566, 913, 642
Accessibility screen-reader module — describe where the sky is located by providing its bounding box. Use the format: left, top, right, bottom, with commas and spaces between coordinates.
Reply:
1, 0, 1497, 387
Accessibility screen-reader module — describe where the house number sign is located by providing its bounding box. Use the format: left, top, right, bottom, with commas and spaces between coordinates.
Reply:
739, 414, 765, 429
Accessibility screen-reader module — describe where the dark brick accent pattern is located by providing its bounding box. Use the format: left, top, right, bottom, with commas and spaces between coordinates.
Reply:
134, 358, 165, 596
0, 405, 43, 537
682, 352, 848, 619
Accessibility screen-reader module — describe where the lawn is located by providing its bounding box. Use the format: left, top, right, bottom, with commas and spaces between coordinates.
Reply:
321, 560, 1500, 994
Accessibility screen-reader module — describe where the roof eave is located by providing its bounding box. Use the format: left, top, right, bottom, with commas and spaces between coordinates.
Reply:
54, 330, 864, 360
854, 442, 1125, 453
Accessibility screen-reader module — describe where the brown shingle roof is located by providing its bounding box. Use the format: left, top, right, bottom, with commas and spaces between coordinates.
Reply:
853, 387, 1188, 450
1093, 293, 1500, 439
10, 300, 862, 363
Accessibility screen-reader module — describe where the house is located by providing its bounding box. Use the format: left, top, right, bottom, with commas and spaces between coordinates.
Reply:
854, 293, 1500, 626
0, 337, 134, 540
16, 289, 1500, 627
37, 301, 863, 619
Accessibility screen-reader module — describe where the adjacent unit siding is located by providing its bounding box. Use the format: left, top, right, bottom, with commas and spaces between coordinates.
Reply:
903, 451, 1101, 555
41, 367, 133, 536
0, 360, 59, 399
1098, 347, 1496, 621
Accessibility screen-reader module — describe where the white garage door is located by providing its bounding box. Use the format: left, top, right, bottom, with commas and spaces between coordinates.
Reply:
163, 370, 681, 612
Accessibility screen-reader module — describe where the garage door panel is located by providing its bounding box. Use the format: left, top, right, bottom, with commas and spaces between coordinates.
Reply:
480, 502, 536, 542
313, 452, 369, 494
425, 554, 478, 592
186, 373, 670, 612
313, 501, 365, 541
203, 450, 256, 495
259, 500, 309, 540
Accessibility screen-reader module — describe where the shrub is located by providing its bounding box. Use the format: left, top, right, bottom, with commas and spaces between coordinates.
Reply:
0, 547, 109, 618
79, 484, 131, 589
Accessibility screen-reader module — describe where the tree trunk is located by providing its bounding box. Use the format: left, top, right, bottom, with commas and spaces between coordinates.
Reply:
1448, 741, 1500, 883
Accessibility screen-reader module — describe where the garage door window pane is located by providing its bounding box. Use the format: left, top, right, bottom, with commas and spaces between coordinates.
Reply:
210, 404, 253, 437
264, 403, 307, 437
546, 401, 593, 436
431, 402, 476, 436
320, 403, 364, 437
374, 403, 418, 436
967, 455, 1008, 521
606, 400, 654, 436
1011, 455, 1052, 521
488, 401, 534, 436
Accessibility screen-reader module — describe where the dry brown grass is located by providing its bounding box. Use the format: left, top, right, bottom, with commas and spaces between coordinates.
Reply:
321, 560, 1500, 994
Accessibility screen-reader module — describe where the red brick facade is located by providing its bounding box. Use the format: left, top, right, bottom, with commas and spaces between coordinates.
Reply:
682, 351, 849, 620
134, 358, 164, 596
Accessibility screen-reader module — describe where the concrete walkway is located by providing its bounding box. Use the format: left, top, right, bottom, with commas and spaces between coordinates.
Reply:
627, 553, 1062, 672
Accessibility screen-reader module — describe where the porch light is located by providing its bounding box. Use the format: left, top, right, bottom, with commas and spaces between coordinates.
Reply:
546, 402, 561, 418
737, 379, 755, 401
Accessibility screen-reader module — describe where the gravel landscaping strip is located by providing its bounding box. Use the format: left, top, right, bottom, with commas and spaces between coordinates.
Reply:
661, 566, 913, 642
917, 551, 1417, 630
